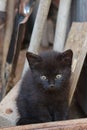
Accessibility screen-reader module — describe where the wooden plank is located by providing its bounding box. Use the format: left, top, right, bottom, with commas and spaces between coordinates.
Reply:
71, 0, 87, 115
1, 118, 87, 130
0, 0, 7, 12
0, 81, 21, 127
53, 0, 72, 52
76, 56, 87, 115
22, 0, 51, 76
65, 22, 87, 105
1, 0, 15, 98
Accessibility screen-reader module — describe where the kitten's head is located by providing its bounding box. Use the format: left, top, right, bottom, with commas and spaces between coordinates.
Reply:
26, 50, 73, 91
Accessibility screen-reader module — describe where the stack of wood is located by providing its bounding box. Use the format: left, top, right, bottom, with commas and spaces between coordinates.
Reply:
0, 0, 87, 129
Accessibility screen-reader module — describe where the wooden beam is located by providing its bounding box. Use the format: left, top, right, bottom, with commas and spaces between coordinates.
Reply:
0, 81, 21, 127
53, 0, 72, 52
70, 0, 87, 114
1, 0, 15, 98
1, 118, 87, 130
22, 0, 51, 76
65, 22, 87, 105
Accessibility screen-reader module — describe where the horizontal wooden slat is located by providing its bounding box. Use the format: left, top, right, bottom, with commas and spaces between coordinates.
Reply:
0, 118, 87, 130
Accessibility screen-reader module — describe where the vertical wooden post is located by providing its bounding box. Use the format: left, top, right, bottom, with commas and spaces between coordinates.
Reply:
1, 0, 15, 98
64, 23, 87, 105
71, 0, 87, 114
53, 0, 72, 52
22, 0, 52, 76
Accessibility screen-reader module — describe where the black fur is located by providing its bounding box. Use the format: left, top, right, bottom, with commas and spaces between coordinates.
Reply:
16, 50, 73, 125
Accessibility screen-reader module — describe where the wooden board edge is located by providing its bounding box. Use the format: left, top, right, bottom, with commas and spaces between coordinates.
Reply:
1, 118, 87, 130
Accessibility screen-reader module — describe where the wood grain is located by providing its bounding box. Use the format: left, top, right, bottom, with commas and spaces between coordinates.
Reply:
1, 118, 87, 130
1, 0, 15, 98
65, 22, 87, 105
53, 0, 72, 52
22, 0, 51, 76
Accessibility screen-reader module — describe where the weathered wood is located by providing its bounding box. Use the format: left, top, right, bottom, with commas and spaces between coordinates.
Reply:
28, 0, 51, 53
1, 0, 15, 98
0, 81, 21, 127
65, 22, 87, 105
71, 0, 87, 115
0, 12, 6, 100
22, 0, 51, 76
0, 0, 7, 12
53, 0, 72, 52
76, 56, 87, 115
6, 23, 26, 93
41, 19, 54, 47
6, 0, 37, 93
1, 118, 87, 130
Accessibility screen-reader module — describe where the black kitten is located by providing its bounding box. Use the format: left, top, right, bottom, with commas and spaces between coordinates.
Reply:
16, 50, 73, 125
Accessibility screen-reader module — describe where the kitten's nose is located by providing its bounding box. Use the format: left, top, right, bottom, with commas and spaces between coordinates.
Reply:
49, 84, 54, 88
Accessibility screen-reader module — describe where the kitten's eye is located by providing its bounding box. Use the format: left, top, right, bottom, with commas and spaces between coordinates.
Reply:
40, 75, 47, 80
56, 74, 62, 79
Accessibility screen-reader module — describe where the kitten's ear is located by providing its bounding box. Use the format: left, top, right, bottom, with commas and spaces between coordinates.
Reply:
26, 52, 42, 69
62, 49, 73, 66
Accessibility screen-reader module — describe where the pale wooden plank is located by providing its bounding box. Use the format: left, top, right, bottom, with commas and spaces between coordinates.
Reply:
70, 0, 87, 114
1, 118, 87, 130
0, 81, 21, 127
65, 22, 87, 105
22, 0, 51, 76
53, 0, 72, 52
0, 0, 7, 12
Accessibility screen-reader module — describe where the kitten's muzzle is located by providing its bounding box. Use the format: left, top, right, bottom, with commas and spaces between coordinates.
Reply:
49, 84, 54, 88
